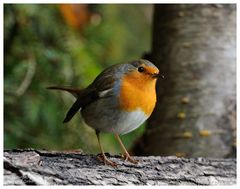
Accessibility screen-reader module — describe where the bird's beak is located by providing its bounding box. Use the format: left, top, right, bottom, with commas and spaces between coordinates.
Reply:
152, 73, 165, 79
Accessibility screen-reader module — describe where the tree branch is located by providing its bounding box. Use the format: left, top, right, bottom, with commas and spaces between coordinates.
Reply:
4, 149, 236, 185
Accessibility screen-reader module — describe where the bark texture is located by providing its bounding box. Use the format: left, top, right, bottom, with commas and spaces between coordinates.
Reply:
4, 149, 236, 185
134, 4, 236, 157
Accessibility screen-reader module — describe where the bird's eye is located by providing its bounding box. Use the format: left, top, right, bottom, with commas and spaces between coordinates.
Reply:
138, 66, 145, 73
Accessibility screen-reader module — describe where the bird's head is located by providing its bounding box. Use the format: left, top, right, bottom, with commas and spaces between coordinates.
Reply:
123, 59, 164, 82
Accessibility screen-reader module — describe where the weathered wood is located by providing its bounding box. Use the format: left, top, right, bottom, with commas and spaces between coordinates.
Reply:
4, 149, 236, 185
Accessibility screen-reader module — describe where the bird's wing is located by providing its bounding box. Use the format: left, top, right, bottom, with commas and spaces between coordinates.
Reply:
48, 64, 122, 123
47, 86, 98, 122
63, 75, 117, 123
91, 64, 122, 97
62, 87, 98, 123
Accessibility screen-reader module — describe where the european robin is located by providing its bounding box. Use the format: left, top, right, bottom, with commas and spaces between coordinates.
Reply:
48, 59, 163, 167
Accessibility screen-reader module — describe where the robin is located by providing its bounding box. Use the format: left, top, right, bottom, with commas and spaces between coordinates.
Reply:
48, 59, 163, 167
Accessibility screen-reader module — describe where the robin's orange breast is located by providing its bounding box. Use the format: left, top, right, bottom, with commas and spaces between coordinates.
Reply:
119, 71, 157, 116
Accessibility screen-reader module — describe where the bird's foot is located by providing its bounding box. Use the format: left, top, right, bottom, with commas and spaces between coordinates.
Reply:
123, 154, 139, 164
97, 154, 117, 167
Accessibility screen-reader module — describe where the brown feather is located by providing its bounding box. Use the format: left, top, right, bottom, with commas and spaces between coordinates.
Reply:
47, 86, 82, 98
47, 86, 99, 123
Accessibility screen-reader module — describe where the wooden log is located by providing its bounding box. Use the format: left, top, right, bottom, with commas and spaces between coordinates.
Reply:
4, 149, 236, 185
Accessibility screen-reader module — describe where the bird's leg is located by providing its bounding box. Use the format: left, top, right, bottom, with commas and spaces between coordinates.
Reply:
96, 130, 117, 167
115, 134, 139, 164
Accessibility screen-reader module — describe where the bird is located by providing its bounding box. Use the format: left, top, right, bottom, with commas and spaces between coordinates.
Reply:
47, 59, 163, 167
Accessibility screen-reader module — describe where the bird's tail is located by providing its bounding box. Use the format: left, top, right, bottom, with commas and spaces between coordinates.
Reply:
47, 86, 83, 122
47, 86, 82, 98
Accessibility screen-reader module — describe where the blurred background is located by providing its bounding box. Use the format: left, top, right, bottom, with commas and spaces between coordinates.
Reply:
4, 4, 153, 153
4, 4, 236, 158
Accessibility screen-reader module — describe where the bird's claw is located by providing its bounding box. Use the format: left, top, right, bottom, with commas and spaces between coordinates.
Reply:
97, 154, 117, 167
123, 154, 139, 164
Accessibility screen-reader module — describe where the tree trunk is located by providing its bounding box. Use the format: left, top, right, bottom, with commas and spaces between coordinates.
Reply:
4, 149, 236, 185
133, 4, 236, 157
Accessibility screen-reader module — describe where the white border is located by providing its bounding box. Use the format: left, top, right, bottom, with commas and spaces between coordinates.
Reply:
1, 1, 239, 188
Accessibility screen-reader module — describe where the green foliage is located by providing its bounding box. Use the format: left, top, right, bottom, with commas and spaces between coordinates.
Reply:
4, 4, 152, 154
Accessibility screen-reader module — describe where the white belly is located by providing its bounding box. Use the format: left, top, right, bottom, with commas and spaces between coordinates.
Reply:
81, 98, 149, 135
112, 109, 149, 135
